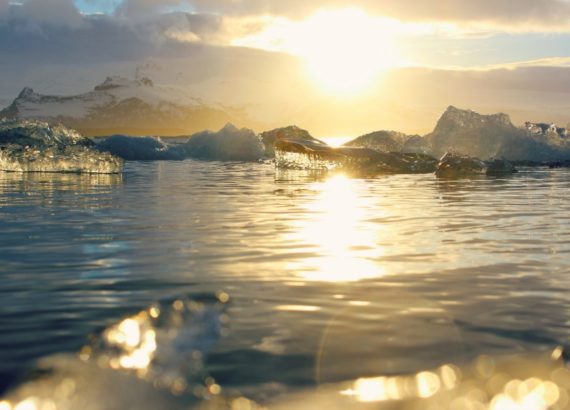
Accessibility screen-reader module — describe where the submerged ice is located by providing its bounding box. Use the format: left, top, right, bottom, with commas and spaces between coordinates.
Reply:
1, 294, 232, 410
3, 296, 570, 410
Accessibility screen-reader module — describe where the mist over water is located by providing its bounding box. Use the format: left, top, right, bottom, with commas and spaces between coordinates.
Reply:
1, 161, 570, 407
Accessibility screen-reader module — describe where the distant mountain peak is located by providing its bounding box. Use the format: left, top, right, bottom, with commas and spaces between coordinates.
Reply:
94, 76, 154, 92
18, 87, 37, 99
0, 75, 244, 137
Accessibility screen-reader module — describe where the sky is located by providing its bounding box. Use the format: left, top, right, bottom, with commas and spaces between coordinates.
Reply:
0, 0, 570, 135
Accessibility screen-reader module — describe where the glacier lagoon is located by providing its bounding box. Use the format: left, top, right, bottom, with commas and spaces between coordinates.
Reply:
1, 160, 570, 409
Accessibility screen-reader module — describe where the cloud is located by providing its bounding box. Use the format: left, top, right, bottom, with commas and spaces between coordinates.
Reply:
3, 0, 86, 29
146, 12, 228, 43
452, 56, 570, 71
0, 1, 228, 61
0, 0, 8, 17
115, 0, 189, 19
0, 18, 147, 64
77, 0, 121, 14
183, 0, 570, 31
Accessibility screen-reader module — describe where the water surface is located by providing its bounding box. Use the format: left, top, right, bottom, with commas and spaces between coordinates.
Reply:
1, 161, 570, 404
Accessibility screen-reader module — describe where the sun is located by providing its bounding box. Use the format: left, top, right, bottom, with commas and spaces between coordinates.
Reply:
298, 9, 403, 94
232, 8, 406, 95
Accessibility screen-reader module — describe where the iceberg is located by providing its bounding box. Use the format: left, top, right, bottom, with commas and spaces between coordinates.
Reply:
435, 152, 517, 177
96, 135, 185, 161
183, 123, 265, 161
260, 125, 328, 158
425, 106, 570, 163
342, 106, 570, 164
344, 130, 433, 156
425, 106, 519, 160
275, 138, 438, 174
343, 130, 410, 152
0, 119, 123, 173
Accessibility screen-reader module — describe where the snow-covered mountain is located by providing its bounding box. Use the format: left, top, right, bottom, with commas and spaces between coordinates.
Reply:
0, 76, 251, 136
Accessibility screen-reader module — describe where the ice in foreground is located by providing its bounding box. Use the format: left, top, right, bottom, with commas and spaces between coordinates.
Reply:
2, 293, 570, 410
0, 119, 123, 173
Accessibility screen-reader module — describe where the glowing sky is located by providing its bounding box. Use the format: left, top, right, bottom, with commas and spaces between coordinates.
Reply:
1, 0, 570, 134
66, 0, 570, 70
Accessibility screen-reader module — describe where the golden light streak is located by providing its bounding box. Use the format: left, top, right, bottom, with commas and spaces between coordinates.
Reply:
285, 174, 386, 282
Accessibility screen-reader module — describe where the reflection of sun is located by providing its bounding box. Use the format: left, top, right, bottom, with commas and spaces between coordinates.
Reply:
288, 174, 386, 282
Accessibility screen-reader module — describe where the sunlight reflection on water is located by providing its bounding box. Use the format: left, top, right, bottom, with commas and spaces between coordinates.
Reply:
285, 174, 387, 282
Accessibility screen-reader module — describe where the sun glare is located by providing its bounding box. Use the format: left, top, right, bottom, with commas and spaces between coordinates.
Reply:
233, 8, 406, 95
322, 136, 354, 147
299, 9, 402, 94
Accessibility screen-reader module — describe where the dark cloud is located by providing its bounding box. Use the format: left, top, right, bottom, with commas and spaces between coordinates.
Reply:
24, 0, 84, 27
115, 0, 188, 18
0, 15, 148, 63
0, 0, 8, 16
0, 0, 226, 63
0, 0, 85, 29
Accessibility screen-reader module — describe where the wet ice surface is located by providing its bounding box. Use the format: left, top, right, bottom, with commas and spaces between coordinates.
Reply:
1, 161, 570, 408
0, 119, 123, 174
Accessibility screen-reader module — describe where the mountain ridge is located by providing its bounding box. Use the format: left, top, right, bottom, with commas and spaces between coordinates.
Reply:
0, 76, 253, 137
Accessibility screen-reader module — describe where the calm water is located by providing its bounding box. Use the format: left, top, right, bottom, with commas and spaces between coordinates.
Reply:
1, 161, 570, 407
